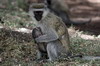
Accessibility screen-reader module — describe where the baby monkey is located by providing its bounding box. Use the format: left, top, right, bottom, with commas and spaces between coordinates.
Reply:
32, 27, 48, 60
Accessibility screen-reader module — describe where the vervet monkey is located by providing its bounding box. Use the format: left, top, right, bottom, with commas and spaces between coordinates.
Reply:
46, 0, 91, 25
29, 3, 71, 61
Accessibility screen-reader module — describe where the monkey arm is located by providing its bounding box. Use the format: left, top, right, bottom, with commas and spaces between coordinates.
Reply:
57, 25, 66, 37
35, 28, 59, 43
55, 18, 67, 37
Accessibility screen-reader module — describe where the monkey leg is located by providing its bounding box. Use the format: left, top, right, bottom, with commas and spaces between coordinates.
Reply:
47, 42, 60, 61
46, 41, 72, 61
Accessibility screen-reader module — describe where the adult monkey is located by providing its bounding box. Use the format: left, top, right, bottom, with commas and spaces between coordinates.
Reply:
29, 3, 72, 61
46, 0, 91, 25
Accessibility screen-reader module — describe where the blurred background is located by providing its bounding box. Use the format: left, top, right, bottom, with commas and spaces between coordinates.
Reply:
0, 0, 100, 35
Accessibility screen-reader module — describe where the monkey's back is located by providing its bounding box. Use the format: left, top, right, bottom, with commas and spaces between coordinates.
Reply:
41, 12, 70, 53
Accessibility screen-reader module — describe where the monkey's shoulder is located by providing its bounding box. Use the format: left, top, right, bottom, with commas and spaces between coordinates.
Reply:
46, 13, 65, 28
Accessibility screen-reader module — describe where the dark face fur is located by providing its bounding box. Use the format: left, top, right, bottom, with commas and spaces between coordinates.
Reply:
34, 11, 43, 21
32, 27, 43, 38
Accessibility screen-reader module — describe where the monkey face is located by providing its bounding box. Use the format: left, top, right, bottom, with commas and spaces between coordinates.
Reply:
34, 11, 43, 21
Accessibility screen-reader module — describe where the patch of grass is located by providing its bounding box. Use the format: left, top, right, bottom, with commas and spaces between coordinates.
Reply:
0, 30, 100, 66
71, 37, 100, 56
0, 30, 37, 66
0, 9, 35, 29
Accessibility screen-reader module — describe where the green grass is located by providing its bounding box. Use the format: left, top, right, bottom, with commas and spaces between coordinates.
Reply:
0, 9, 35, 29
0, 8, 100, 66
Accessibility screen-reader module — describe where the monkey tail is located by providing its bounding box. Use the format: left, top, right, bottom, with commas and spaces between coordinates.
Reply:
82, 56, 100, 60
69, 55, 100, 60
69, 54, 83, 58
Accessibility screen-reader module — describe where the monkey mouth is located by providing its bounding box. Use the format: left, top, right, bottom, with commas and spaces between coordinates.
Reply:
34, 15, 42, 21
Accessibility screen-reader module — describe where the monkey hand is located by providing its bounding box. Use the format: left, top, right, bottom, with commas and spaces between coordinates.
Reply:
35, 35, 48, 43
35, 34, 59, 43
